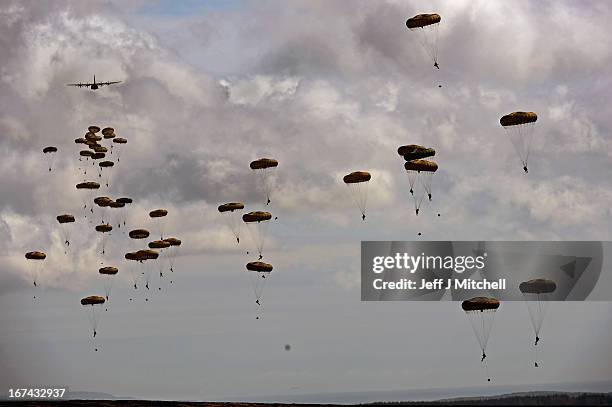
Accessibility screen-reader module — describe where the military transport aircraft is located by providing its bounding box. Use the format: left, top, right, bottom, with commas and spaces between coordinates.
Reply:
67, 75, 121, 90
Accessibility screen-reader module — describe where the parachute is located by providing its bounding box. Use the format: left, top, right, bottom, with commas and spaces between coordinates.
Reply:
42, 146, 58, 172
246, 261, 273, 305
149, 240, 171, 278
149, 209, 168, 239
136, 249, 159, 292
98, 160, 114, 187
129, 229, 150, 240
520, 278, 556, 367
115, 197, 133, 229
398, 145, 436, 162
404, 159, 438, 215
112, 137, 127, 162
76, 181, 100, 215
99, 266, 118, 301
107, 201, 125, 230
25, 251, 46, 289
406, 13, 441, 69
462, 297, 500, 381
250, 158, 278, 205
343, 171, 371, 221
101, 127, 115, 139
163, 237, 182, 273
125, 251, 145, 290
243, 212, 272, 259
218, 202, 245, 244
80, 295, 105, 344
500, 111, 538, 173
95, 223, 113, 255
88, 126, 101, 134
94, 196, 113, 224
56, 214, 75, 250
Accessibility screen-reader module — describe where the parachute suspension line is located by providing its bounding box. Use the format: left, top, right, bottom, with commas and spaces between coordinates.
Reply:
249, 271, 268, 303
504, 122, 535, 171
346, 181, 369, 219
413, 23, 440, 68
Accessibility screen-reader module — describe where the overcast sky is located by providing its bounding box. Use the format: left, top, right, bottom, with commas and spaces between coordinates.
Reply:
1, 0, 611, 401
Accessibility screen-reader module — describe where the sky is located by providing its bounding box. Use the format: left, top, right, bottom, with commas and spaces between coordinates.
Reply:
1, 0, 612, 401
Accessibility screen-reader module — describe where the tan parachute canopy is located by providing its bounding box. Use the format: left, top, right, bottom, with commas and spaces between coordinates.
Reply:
116, 197, 133, 204
99, 160, 114, 168
94, 196, 113, 207
57, 214, 75, 224
218, 202, 245, 212
76, 181, 100, 190
500, 112, 538, 127
99, 266, 118, 275
80, 150, 94, 157
125, 251, 145, 261
164, 237, 182, 246
343, 171, 371, 184
25, 251, 46, 260
246, 261, 273, 272
75, 138, 87, 144
406, 13, 441, 29
243, 211, 272, 223
519, 279, 557, 294
398, 145, 436, 161
88, 126, 101, 134
112, 137, 127, 144
95, 224, 112, 233
43, 146, 58, 154
86, 133, 102, 142
149, 209, 168, 218
461, 297, 500, 312
91, 152, 106, 160
149, 240, 171, 249
404, 160, 438, 172
101, 127, 115, 137
129, 229, 150, 239
81, 295, 105, 305
93, 146, 108, 153
108, 201, 125, 208
250, 158, 278, 170
137, 249, 159, 260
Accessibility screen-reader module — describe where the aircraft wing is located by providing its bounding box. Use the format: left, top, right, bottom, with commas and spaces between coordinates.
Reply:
99, 81, 122, 86
67, 83, 89, 87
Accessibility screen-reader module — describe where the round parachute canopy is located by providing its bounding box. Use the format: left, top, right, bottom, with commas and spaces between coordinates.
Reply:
137, 249, 159, 260
243, 211, 272, 223
108, 201, 125, 208
129, 229, 150, 239
57, 214, 75, 224
85, 133, 102, 142
125, 251, 144, 261
75, 138, 87, 144
246, 261, 273, 272
99, 160, 114, 168
519, 279, 557, 294
95, 224, 113, 233
500, 112, 538, 127
116, 197, 133, 204
76, 181, 100, 190
149, 209, 168, 218
461, 297, 500, 312
25, 251, 46, 260
91, 152, 106, 160
406, 13, 441, 29
85, 140, 99, 148
88, 126, 101, 134
250, 158, 278, 170
79, 150, 94, 157
93, 146, 108, 153
101, 127, 115, 136
113, 137, 127, 144
218, 202, 245, 212
94, 196, 113, 207
81, 295, 105, 305
343, 171, 371, 184
43, 146, 57, 154
99, 266, 118, 275
149, 240, 171, 249
398, 145, 436, 161
164, 237, 182, 246
404, 160, 438, 172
